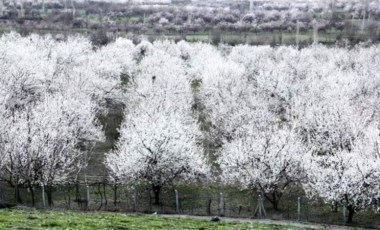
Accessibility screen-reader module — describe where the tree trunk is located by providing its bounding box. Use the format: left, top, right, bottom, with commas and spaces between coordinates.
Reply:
75, 182, 80, 201
14, 174, 22, 204
152, 185, 161, 205
97, 183, 103, 210
207, 198, 212, 216
264, 190, 281, 211
103, 182, 107, 207
63, 185, 70, 209
28, 184, 35, 207
47, 185, 53, 207
345, 205, 355, 224
331, 202, 338, 212
113, 183, 117, 206
15, 183, 22, 204
67, 186, 71, 208
272, 199, 279, 211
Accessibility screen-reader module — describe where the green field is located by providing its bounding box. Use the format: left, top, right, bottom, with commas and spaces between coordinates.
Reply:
0, 209, 320, 229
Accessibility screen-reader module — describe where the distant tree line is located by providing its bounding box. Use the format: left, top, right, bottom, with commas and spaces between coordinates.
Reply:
0, 0, 379, 42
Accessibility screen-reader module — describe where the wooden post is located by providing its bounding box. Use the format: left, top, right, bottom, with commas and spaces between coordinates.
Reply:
70, 0, 75, 18
258, 195, 262, 218
254, 196, 260, 218
297, 197, 301, 221
261, 196, 267, 217
219, 192, 224, 217
343, 205, 347, 223
249, 0, 254, 13
296, 21, 300, 48
41, 182, 46, 208
15, 174, 19, 204
207, 197, 212, 216
313, 19, 318, 45
175, 190, 179, 214
42, 0, 45, 14
0, 0, 3, 17
86, 184, 90, 209
132, 187, 137, 212
254, 195, 266, 219
361, 11, 366, 33
114, 183, 117, 206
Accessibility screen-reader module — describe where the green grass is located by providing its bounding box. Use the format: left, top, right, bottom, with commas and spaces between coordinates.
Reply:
126, 16, 142, 24
88, 16, 104, 23
0, 209, 316, 229
39, 8, 53, 17
0, 26, 20, 33
114, 16, 142, 24
88, 15, 143, 24
78, 9, 87, 17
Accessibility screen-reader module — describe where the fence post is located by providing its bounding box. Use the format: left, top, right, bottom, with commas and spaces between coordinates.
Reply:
296, 21, 300, 48
254, 196, 259, 218
41, 182, 46, 208
114, 183, 117, 206
219, 192, 224, 217
175, 189, 179, 214
258, 195, 262, 218
15, 175, 19, 204
313, 19, 318, 44
297, 197, 301, 221
86, 184, 90, 209
254, 195, 266, 219
261, 196, 266, 217
132, 187, 137, 212
207, 197, 212, 216
343, 205, 347, 223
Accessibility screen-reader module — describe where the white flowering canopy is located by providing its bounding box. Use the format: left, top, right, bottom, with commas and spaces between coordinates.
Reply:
0, 33, 127, 185
105, 42, 209, 187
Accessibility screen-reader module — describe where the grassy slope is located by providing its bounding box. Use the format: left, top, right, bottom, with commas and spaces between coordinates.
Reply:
0, 209, 321, 230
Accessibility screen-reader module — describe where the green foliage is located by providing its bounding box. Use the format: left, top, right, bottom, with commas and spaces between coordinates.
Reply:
190, 79, 202, 92
111, 16, 142, 24
120, 73, 131, 86
78, 9, 87, 17
190, 78, 222, 173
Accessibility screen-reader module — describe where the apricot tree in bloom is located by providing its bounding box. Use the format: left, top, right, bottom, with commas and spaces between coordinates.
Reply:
105, 45, 209, 205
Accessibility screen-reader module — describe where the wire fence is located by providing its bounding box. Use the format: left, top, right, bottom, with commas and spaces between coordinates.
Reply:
0, 181, 379, 229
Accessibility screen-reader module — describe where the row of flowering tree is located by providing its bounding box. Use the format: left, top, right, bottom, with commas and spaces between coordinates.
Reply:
1, 33, 380, 223
0, 33, 134, 205
105, 41, 380, 223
